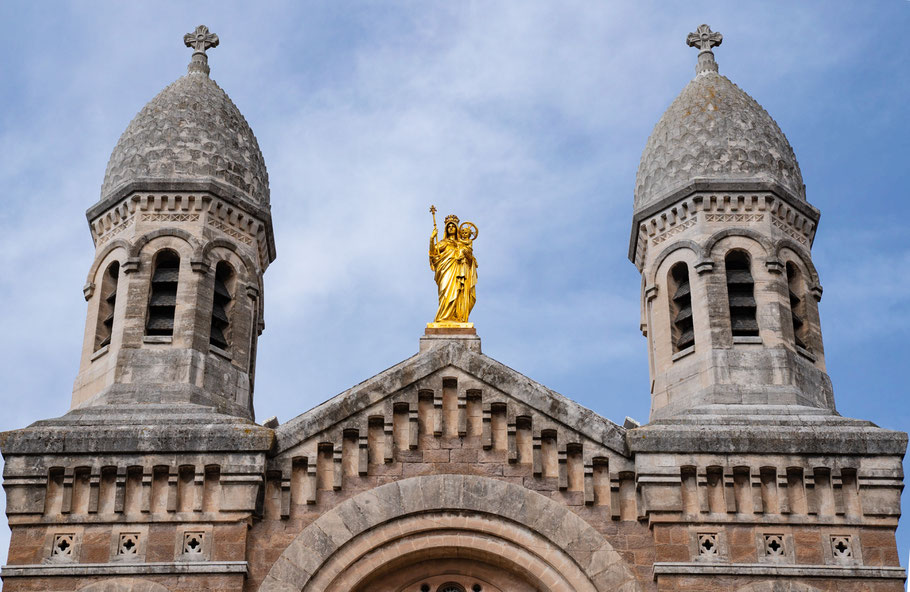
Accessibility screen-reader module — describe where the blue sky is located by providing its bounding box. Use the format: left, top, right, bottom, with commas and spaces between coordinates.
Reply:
1, 0, 908, 573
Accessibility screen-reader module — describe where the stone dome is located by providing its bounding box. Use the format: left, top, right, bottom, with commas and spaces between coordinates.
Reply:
100, 70, 269, 206
634, 47, 804, 212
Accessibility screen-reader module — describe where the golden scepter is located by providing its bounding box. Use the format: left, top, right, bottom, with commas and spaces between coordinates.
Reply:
429, 205, 437, 230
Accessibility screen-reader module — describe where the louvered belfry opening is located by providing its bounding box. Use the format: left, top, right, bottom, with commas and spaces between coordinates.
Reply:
94, 261, 120, 351
786, 262, 809, 350
209, 261, 234, 350
146, 250, 180, 336
726, 250, 759, 337
669, 263, 695, 352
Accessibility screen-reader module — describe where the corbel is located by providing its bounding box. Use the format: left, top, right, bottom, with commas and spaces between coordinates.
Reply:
481, 404, 492, 450
280, 471, 291, 519
83, 282, 95, 301
332, 446, 343, 491
60, 468, 75, 514
432, 392, 443, 437
644, 285, 658, 303
166, 468, 178, 513
765, 258, 784, 274
532, 429, 542, 477
190, 258, 210, 274
88, 472, 100, 514
583, 463, 595, 505
457, 392, 467, 437
694, 259, 714, 275
408, 406, 419, 450
383, 418, 394, 463
610, 475, 622, 520
507, 421, 518, 464
724, 469, 737, 514
193, 470, 205, 512
558, 447, 568, 490
750, 473, 764, 516
121, 257, 141, 274
358, 433, 369, 476
306, 459, 318, 505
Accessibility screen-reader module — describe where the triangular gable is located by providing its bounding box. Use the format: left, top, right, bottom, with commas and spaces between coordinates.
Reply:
261, 339, 635, 514
275, 340, 628, 457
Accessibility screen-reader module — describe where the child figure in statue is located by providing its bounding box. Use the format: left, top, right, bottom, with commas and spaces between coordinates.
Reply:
454, 223, 478, 321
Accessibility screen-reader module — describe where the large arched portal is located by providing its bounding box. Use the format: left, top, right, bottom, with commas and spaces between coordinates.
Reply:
259, 474, 641, 592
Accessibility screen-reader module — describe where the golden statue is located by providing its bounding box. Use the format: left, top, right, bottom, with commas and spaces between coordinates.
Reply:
428, 206, 478, 328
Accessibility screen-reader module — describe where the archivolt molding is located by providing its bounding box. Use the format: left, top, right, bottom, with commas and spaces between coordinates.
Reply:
647, 240, 705, 288
128, 228, 204, 261
316, 517, 594, 592
259, 474, 641, 592
703, 227, 774, 260
202, 239, 258, 280
84, 239, 131, 298
775, 238, 820, 285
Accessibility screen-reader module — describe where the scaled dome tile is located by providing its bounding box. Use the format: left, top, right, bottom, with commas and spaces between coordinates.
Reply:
634, 70, 803, 211
100, 72, 269, 206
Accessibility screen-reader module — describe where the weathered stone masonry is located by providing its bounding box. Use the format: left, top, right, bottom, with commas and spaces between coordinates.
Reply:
1, 23, 905, 592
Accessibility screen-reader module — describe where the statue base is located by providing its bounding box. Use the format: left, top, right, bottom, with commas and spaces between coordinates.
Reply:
426, 322, 475, 335
420, 324, 480, 353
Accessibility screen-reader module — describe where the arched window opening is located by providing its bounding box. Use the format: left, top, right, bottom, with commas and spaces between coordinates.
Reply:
726, 250, 758, 337
94, 261, 120, 351
668, 263, 694, 352
209, 261, 234, 349
146, 250, 179, 337
786, 262, 809, 350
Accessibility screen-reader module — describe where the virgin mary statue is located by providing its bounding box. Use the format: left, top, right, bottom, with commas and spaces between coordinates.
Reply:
429, 214, 477, 325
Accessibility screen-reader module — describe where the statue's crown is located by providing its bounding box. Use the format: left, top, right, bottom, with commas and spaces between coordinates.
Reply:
445, 214, 460, 226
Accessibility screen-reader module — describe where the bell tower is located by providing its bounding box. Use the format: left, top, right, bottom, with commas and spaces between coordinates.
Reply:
72, 25, 276, 419
0, 28, 275, 592
629, 25, 832, 421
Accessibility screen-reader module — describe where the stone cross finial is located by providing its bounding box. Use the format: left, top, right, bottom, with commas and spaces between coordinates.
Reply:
686, 24, 722, 75
183, 25, 219, 76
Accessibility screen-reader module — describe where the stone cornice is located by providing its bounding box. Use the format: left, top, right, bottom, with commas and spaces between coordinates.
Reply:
1, 561, 248, 578
652, 562, 906, 580
628, 179, 821, 266
86, 178, 276, 264
627, 420, 908, 456
0, 409, 275, 455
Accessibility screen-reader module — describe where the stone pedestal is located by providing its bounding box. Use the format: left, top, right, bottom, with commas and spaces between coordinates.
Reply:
419, 327, 481, 353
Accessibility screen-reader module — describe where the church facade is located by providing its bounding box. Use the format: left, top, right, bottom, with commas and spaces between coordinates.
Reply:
0, 24, 906, 592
